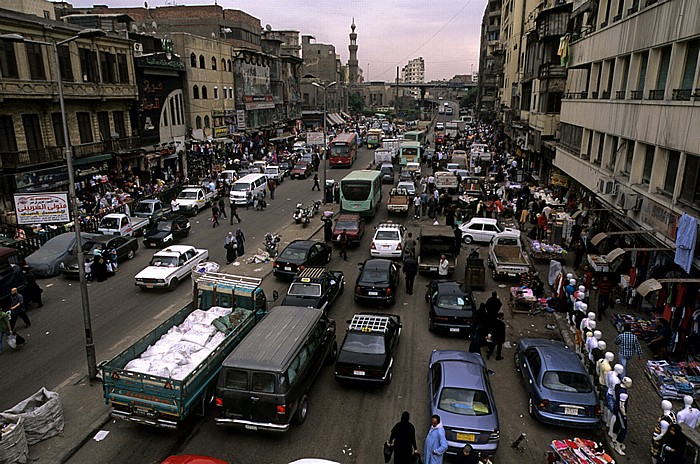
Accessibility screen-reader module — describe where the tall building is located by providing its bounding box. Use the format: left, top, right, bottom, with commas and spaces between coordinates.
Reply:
477, 0, 504, 120
348, 18, 358, 85
300, 35, 347, 120
401, 57, 425, 99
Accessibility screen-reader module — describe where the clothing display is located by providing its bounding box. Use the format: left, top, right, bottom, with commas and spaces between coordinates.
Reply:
530, 240, 567, 260
550, 438, 614, 463
674, 213, 698, 273
611, 313, 658, 341
645, 360, 700, 399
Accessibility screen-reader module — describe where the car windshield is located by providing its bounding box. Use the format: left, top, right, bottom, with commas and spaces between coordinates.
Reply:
341, 181, 371, 201
279, 247, 307, 260
179, 191, 199, 199
438, 387, 491, 416
134, 203, 152, 213
436, 294, 473, 311
232, 183, 251, 191
375, 231, 399, 241
542, 371, 593, 393
294, 164, 307, 170
156, 222, 173, 232
288, 283, 322, 297
149, 255, 179, 267
342, 332, 386, 355
100, 218, 119, 229
335, 220, 358, 230
359, 268, 389, 284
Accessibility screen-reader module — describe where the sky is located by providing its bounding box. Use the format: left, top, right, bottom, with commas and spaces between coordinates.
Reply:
67, 0, 488, 81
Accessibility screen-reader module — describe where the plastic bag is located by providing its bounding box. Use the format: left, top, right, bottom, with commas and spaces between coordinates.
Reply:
1, 388, 64, 445
7, 335, 16, 349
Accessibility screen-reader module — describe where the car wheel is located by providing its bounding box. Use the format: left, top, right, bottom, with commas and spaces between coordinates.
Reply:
428, 316, 435, 332
528, 397, 535, 418
463, 235, 473, 244
193, 206, 199, 216
326, 341, 338, 364
126, 249, 135, 260
168, 278, 179, 291
293, 395, 309, 424
385, 367, 393, 385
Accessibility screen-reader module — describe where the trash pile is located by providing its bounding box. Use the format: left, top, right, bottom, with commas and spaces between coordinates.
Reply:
124, 306, 251, 380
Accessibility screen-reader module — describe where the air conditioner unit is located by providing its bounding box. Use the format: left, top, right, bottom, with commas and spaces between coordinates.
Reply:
618, 192, 638, 209
598, 178, 616, 195
610, 182, 620, 196
597, 178, 607, 194
633, 196, 643, 212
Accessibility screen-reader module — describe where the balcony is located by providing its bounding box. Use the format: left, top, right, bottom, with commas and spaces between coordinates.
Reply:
539, 62, 566, 79
672, 89, 692, 101
563, 91, 589, 100
72, 136, 140, 158
0, 147, 65, 169
629, 90, 644, 100
590, 91, 599, 99
648, 89, 665, 100
615, 90, 626, 100
602, 90, 611, 99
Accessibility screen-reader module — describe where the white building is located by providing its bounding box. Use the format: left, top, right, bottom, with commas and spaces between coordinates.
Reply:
401, 57, 425, 98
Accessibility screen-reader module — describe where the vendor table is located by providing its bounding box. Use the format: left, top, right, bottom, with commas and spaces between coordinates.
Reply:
550, 438, 615, 463
509, 286, 537, 316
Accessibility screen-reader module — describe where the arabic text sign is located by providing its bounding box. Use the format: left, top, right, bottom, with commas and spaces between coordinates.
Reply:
15, 193, 70, 224
306, 132, 325, 146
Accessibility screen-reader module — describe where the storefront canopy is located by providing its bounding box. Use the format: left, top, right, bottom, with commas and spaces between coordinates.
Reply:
73, 153, 113, 166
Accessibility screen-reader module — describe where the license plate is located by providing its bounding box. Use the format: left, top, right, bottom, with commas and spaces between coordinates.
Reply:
353, 370, 366, 376
146, 284, 153, 288
564, 407, 579, 416
244, 424, 258, 430
133, 407, 156, 418
368, 291, 378, 296
456, 433, 475, 442
382, 245, 390, 249
450, 328, 460, 332
285, 266, 292, 271
430, 267, 437, 272
507, 273, 517, 277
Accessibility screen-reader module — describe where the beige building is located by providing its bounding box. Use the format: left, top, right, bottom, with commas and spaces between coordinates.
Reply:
401, 57, 425, 99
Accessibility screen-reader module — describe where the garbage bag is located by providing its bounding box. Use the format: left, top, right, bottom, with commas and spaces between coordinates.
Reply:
0, 415, 28, 463
1, 388, 64, 445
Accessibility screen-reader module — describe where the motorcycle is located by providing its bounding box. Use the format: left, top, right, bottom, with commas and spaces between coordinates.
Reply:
308, 200, 321, 217
300, 208, 311, 228
263, 232, 281, 258
293, 203, 305, 224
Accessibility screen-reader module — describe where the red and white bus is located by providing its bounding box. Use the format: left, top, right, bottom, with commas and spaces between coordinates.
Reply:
329, 132, 358, 167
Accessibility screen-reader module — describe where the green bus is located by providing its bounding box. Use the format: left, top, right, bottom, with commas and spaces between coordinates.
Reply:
340, 170, 382, 218
399, 141, 421, 166
403, 130, 427, 148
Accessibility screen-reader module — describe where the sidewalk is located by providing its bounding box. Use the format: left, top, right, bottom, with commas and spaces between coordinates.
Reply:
28, 207, 334, 464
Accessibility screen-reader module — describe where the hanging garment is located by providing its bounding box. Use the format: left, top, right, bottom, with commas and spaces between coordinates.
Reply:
675, 213, 698, 273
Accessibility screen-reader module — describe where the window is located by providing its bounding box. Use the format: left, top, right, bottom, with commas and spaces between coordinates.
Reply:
663, 150, 680, 195
190, 53, 197, 68
26, 43, 46, 80
211, 56, 217, 70
79, 48, 100, 83
100, 52, 118, 84
168, 98, 175, 126
51, 113, 65, 147
0, 41, 18, 78
637, 51, 649, 92
0, 116, 17, 152
680, 154, 700, 208
221, 58, 225, 71
642, 145, 654, 184
655, 46, 672, 93
113, 111, 125, 138
77, 112, 93, 144
22, 114, 43, 150
204, 115, 210, 128
97, 111, 110, 140
620, 55, 629, 92
198, 54, 205, 68
214, 86, 219, 99
623, 140, 634, 175
227, 59, 232, 72
57, 45, 73, 81
117, 53, 129, 83
525, 349, 542, 376
195, 115, 202, 129
224, 369, 247, 390
681, 40, 699, 90
543, 371, 593, 393
202, 86, 208, 99
438, 388, 492, 416
192, 85, 199, 99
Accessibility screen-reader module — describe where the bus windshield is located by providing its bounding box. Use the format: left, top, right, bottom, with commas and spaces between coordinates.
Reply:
341, 181, 371, 201
330, 145, 350, 157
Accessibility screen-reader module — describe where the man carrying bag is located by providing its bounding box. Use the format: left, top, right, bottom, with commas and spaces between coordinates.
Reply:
1, 309, 24, 353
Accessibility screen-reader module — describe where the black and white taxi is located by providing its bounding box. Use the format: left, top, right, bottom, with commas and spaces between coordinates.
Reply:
134, 245, 208, 290
370, 223, 406, 259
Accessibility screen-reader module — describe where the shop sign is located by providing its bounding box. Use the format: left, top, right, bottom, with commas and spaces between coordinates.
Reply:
14, 193, 70, 224
307, 132, 325, 146
14, 167, 69, 191
641, 198, 679, 241
551, 173, 569, 187
236, 110, 246, 130
214, 126, 229, 137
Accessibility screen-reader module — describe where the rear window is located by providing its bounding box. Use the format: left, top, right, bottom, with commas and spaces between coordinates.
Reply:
342, 333, 385, 355
436, 295, 473, 311
224, 369, 248, 390
288, 283, 322, 297
375, 231, 399, 241
438, 387, 491, 416
279, 247, 307, 260
542, 371, 592, 393
251, 372, 276, 393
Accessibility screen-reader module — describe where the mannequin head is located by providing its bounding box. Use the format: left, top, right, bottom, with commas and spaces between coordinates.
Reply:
578, 285, 586, 293
569, 279, 576, 286
566, 273, 573, 280
661, 400, 673, 413
594, 330, 602, 340
586, 310, 594, 320
622, 377, 632, 388
684, 395, 694, 408
588, 321, 597, 331
605, 352, 614, 362
614, 364, 624, 375
598, 340, 607, 351
586, 331, 593, 339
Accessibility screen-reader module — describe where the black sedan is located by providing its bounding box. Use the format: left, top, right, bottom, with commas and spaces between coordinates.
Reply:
59, 235, 138, 277
354, 259, 400, 306
281, 266, 344, 312
273, 240, 332, 279
335, 312, 401, 384
425, 280, 476, 335
143, 214, 191, 248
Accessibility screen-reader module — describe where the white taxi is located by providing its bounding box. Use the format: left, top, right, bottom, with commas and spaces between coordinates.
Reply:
134, 245, 208, 290
370, 223, 406, 259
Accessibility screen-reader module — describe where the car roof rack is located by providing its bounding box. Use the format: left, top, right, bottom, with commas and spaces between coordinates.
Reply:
296, 267, 327, 281
349, 314, 390, 333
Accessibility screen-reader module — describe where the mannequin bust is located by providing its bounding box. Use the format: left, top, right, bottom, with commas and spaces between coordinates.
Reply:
677, 395, 700, 429
606, 364, 623, 425
580, 310, 595, 333
584, 325, 598, 361
590, 340, 606, 375
610, 376, 632, 455
598, 352, 614, 422
651, 399, 677, 464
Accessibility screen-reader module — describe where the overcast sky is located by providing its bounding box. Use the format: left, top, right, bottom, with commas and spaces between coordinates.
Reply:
68, 0, 488, 81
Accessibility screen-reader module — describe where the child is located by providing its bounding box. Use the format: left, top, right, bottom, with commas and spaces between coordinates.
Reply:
84, 259, 92, 282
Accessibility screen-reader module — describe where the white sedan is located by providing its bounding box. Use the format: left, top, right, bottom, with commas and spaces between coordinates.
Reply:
134, 244, 208, 290
370, 223, 406, 259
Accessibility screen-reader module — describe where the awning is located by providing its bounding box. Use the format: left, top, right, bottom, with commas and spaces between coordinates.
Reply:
341, 111, 352, 120
326, 115, 335, 126
334, 113, 346, 124
162, 153, 179, 161
73, 153, 113, 166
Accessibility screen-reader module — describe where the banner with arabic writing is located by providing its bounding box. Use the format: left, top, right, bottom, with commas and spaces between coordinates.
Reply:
14, 193, 70, 225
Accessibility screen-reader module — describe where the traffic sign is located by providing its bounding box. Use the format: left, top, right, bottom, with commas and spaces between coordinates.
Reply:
307, 132, 325, 146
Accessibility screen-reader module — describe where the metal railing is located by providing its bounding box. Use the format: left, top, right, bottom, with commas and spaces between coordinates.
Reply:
615, 90, 627, 100
672, 89, 692, 101
72, 136, 141, 158
630, 90, 644, 100
648, 89, 665, 100
602, 90, 611, 99
0, 147, 65, 169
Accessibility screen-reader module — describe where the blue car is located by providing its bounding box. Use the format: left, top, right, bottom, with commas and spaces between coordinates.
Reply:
514, 339, 600, 429
428, 350, 499, 456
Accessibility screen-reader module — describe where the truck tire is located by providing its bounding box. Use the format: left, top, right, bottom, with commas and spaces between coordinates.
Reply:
293, 395, 309, 424
168, 277, 179, 291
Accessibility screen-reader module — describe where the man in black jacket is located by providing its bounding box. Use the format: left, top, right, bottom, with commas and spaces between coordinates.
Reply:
403, 253, 418, 295
486, 312, 506, 360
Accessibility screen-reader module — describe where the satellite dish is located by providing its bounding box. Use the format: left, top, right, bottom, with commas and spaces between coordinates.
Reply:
265, 24, 271, 31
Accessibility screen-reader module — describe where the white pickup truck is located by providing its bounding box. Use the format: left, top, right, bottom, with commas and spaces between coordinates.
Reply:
134, 244, 209, 291
434, 171, 459, 192
488, 233, 531, 280
264, 165, 284, 184
176, 186, 217, 215
98, 213, 149, 237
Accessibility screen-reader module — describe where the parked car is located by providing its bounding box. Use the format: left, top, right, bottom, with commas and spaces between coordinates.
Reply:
354, 259, 400, 306
428, 350, 500, 456
278, 159, 294, 177
370, 223, 406, 259
290, 162, 312, 179
273, 240, 332, 279
134, 245, 208, 290
281, 267, 344, 312
514, 339, 600, 429
398, 170, 414, 183
331, 214, 365, 247
335, 313, 401, 384
425, 280, 476, 335
379, 163, 394, 184
60, 235, 139, 277
143, 214, 191, 248
458, 218, 516, 244
25, 232, 100, 277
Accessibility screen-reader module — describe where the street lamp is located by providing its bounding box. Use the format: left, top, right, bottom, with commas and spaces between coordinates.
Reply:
0, 29, 106, 380
311, 81, 336, 204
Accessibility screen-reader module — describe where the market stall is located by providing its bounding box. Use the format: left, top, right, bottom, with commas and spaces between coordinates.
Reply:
530, 240, 567, 262
550, 438, 615, 463
646, 359, 700, 400
509, 286, 538, 315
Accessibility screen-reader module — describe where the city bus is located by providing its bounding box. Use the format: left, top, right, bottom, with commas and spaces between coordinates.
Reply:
329, 132, 358, 167
340, 170, 382, 218
399, 141, 421, 166
366, 128, 383, 149
403, 130, 427, 149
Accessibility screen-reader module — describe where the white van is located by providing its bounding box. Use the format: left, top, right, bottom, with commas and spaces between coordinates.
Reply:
229, 173, 267, 205
218, 170, 238, 186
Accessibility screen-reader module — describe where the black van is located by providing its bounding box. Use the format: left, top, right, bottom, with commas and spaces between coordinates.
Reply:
214, 306, 336, 431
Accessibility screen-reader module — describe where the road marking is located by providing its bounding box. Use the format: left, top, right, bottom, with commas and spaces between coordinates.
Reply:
153, 303, 176, 320
53, 372, 82, 391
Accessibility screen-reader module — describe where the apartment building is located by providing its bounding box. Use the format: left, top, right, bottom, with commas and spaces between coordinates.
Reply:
401, 57, 425, 99
477, 0, 504, 120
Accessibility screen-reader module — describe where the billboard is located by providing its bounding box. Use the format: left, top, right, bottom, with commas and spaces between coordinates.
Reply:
14, 193, 70, 224
306, 132, 325, 146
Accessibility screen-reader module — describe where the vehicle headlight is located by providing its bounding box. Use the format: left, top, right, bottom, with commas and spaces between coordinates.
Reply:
164, 234, 173, 242
157, 279, 165, 283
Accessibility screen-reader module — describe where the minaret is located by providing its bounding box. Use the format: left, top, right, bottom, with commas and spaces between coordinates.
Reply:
348, 18, 358, 85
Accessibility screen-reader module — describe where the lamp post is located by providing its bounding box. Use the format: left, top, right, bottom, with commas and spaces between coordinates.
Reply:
0, 29, 106, 380
311, 81, 336, 204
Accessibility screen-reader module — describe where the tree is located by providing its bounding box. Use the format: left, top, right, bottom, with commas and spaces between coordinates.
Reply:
460, 88, 478, 110
348, 91, 365, 113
